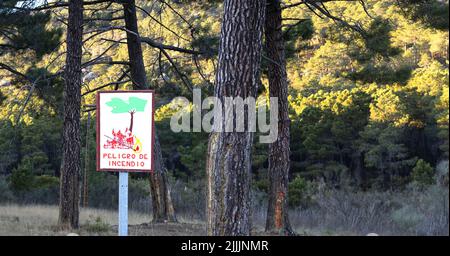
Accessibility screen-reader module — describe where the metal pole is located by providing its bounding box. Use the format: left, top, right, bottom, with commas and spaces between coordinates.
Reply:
119, 172, 128, 236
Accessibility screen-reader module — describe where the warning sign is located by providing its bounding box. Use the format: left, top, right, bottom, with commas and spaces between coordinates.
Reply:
96, 91, 154, 172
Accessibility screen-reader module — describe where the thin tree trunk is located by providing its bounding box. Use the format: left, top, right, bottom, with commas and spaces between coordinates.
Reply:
206, 0, 266, 236
59, 0, 83, 230
150, 135, 177, 222
129, 111, 134, 132
122, 0, 176, 223
353, 152, 365, 187
123, 0, 146, 90
264, 0, 294, 235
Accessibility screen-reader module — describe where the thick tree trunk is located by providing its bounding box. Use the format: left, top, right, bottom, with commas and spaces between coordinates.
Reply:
264, 0, 294, 235
122, 0, 177, 223
206, 0, 266, 236
59, 0, 83, 230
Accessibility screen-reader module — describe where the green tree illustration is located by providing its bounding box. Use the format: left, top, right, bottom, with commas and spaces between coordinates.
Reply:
106, 97, 148, 132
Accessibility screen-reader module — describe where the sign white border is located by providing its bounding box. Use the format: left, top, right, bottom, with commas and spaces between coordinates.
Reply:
96, 90, 155, 172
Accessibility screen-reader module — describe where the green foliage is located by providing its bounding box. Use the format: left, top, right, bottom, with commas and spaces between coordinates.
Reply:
253, 178, 269, 193
33, 175, 59, 189
359, 124, 417, 187
0, 0, 448, 205
0, 120, 19, 174
9, 167, 34, 192
9, 168, 59, 192
407, 61, 449, 97
18, 117, 62, 176
0, 1, 62, 58
178, 143, 207, 180
284, 19, 314, 59
191, 32, 219, 59
364, 18, 400, 57
290, 29, 448, 187
436, 88, 449, 157
0, 175, 14, 202
289, 88, 372, 184
288, 176, 314, 208
25, 68, 64, 113
11, 13, 62, 58
397, 0, 449, 30
411, 159, 435, 186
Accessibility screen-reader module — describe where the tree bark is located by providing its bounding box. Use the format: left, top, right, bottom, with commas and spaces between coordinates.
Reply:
122, 0, 177, 223
206, 0, 266, 236
123, 0, 146, 90
59, 0, 83, 230
264, 0, 294, 235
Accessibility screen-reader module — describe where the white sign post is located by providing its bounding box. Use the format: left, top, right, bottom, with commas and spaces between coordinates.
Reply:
119, 172, 128, 236
96, 91, 155, 236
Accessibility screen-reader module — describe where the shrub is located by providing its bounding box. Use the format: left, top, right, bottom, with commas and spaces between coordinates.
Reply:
18, 186, 59, 204
9, 168, 35, 192
34, 175, 59, 188
84, 216, 110, 233
391, 205, 424, 233
314, 188, 395, 234
436, 160, 449, 186
288, 176, 314, 208
8, 169, 60, 204
253, 178, 269, 193
391, 184, 449, 235
411, 159, 435, 186
288, 185, 448, 235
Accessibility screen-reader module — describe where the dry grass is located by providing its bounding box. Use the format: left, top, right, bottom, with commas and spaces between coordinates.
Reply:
4, 184, 447, 236
0, 204, 205, 236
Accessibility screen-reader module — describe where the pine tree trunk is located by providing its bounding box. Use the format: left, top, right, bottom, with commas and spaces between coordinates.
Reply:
206, 0, 266, 236
123, 0, 146, 90
150, 135, 177, 222
59, 0, 83, 230
122, 0, 177, 223
264, 0, 294, 235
